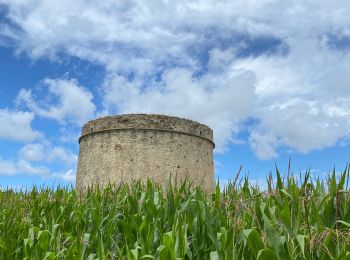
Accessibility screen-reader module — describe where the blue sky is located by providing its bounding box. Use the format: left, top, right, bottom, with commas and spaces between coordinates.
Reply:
0, 1, 350, 189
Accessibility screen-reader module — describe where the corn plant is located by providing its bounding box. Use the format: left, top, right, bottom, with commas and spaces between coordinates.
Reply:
1, 167, 350, 259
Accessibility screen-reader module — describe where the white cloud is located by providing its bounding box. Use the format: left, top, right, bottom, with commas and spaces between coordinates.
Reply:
249, 130, 278, 160
0, 155, 76, 183
103, 68, 256, 151
0, 109, 39, 142
0, 157, 49, 176
49, 147, 77, 166
232, 38, 350, 158
19, 143, 45, 161
19, 143, 77, 166
2, 1, 350, 158
51, 169, 76, 183
16, 78, 96, 125
58, 127, 81, 143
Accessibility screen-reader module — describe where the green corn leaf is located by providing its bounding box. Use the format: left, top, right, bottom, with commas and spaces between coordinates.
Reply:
296, 235, 305, 256
280, 189, 292, 199
337, 220, 350, 228
2, 171, 350, 259
163, 231, 175, 260
243, 229, 264, 256
262, 213, 282, 255
330, 168, 337, 196
210, 251, 220, 260
43, 252, 55, 260
37, 230, 50, 250
157, 245, 170, 260
257, 248, 279, 260
337, 167, 348, 191
276, 166, 283, 191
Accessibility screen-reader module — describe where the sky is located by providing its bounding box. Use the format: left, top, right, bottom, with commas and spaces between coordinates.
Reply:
0, 1, 350, 189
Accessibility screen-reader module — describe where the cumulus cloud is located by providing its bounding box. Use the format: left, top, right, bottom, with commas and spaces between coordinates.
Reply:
0, 109, 39, 142
16, 78, 96, 125
19, 143, 45, 161
1, 142, 77, 181
19, 143, 78, 166
2, 1, 350, 158
49, 146, 78, 166
232, 37, 350, 158
0, 157, 49, 176
249, 130, 278, 160
0, 139, 78, 179
249, 99, 350, 157
0, 156, 76, 183
103, 68, 256, 151
51, 169, 76, 183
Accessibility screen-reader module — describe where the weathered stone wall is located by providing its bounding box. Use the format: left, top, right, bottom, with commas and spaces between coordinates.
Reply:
76, 114, 215, 193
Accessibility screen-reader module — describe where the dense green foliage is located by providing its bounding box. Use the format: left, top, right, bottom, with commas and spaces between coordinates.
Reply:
1, 167, 350, 259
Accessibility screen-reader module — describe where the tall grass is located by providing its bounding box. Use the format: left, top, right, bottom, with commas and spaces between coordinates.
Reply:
1, 167, 350, 259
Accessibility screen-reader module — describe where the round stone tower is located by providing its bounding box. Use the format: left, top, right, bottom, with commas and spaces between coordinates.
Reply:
76, 114, 215, 193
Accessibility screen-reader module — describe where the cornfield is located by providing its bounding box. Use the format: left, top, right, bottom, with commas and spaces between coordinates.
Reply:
1, 167, 350, 259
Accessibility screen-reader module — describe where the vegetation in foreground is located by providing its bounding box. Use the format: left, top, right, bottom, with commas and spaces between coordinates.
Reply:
1, 167, 350, 259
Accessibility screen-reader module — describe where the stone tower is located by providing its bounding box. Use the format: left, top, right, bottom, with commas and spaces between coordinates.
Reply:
76, 114, 215, 193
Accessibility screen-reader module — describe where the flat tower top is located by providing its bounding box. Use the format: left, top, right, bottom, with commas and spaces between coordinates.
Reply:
81, 114, 213, 143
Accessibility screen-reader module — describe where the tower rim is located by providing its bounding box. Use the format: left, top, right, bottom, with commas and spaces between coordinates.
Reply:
80, 113, 214, 145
